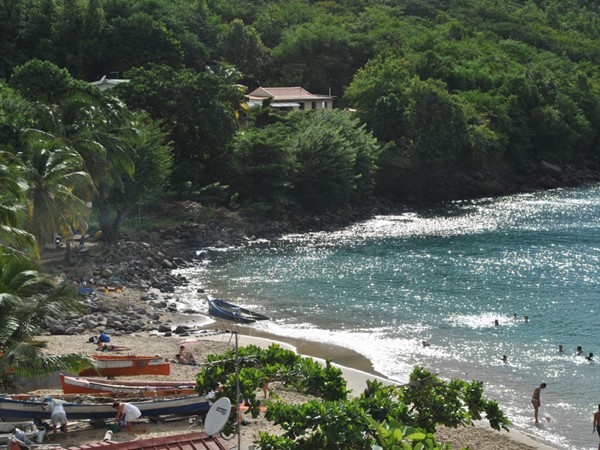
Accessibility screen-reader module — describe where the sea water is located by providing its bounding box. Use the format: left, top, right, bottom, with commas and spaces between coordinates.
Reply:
175, 184, 600, 449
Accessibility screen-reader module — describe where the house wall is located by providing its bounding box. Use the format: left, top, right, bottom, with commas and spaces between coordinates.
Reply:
298, 100, 332, 110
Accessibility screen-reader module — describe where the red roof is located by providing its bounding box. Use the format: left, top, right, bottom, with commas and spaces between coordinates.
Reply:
63, 432, 228, 450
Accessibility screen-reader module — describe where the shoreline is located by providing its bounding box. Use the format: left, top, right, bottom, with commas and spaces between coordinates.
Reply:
30, 327, 557, 450
158, 307, 560, 449
35, 226, 566, 449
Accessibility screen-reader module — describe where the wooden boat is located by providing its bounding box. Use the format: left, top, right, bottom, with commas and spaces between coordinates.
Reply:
60, 374, 196, 397
0, 394, 210, 420
208, 298, 270, 324
78, 355, 170, 377
65, 431, 229, 450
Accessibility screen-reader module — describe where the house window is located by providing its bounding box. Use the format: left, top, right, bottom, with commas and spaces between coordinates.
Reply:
299, 102, 305, 110
311, 101, 316, 110
323, 101, 328, 109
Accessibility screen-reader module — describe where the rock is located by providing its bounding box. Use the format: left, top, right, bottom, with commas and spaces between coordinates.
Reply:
50, 325, 66, 335
160, 259, 174, 269
85, 320, 99, 329
101, 267, 113, 278
158, 324, 171, 333
174, 325, 190, 334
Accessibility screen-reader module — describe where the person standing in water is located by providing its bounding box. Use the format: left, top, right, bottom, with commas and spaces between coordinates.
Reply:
531, 383, 546, 423
593, 404, 600, 450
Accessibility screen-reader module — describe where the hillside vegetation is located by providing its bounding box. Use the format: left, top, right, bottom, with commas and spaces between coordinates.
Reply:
1, 0, 600, 219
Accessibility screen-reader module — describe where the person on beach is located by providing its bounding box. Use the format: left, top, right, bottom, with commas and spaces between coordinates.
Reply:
207, 382, 223, 405
502, 355, 507, 363
178, 345, 197, 364
174, 353, 197, 365
494, 319, 499, 326
587, 352, 594, 362
96, 343, 129, 352
577, 346, 584, 356
513, 312, 517, 320
558, 344, 564, 353
112, 402, 141, 432
593, 404, 600, 449
41, 397, 68, 436
98, 331, 110, 343
531, 383, 546, 423
524, 315, 529, 323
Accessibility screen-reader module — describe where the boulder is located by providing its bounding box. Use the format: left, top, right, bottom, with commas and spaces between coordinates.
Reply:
158, 324, 172, 333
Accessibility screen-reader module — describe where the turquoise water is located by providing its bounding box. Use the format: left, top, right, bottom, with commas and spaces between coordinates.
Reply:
176, 184, 600, 449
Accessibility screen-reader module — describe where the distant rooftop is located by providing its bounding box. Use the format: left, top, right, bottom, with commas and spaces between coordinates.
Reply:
248, 86, 333, 101
90, 75, 130, 91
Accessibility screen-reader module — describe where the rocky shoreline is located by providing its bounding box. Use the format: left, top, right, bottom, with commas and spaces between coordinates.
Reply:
39, 196, 404, 337
40, 173, 600, 338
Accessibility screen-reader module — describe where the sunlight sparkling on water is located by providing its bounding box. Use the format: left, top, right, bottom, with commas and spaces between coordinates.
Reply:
176, 184, 600, 450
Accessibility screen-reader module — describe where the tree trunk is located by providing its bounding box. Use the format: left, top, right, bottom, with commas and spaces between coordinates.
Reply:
98, 205, 130, 242
99, 205, 118, 242
64, 239, 72, 264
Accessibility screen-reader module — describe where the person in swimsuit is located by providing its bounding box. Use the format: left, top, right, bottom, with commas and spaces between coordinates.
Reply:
593, 404, 600, 450
96, 343, 129, 352
531, 383, 546, 423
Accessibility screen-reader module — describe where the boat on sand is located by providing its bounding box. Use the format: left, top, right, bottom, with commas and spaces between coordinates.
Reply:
79, 354, 170, 377
60, 374, 196, 397
207, 298, 270, 324
0, 394, 210, 420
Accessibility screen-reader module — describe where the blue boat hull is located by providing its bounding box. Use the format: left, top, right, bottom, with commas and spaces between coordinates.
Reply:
0, 395, 210, 420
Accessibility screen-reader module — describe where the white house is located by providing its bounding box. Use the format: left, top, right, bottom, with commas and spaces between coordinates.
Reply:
90, 75, 130, 91
247, 86, 334, 111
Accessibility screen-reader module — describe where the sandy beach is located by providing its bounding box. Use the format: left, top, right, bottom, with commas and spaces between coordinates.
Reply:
23, 327, 557, 450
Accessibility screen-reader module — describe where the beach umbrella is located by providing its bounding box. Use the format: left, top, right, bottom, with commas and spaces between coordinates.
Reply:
178, 338, 202, 347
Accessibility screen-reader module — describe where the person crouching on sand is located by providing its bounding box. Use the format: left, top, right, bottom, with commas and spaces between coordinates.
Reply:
112, 402, 141, 432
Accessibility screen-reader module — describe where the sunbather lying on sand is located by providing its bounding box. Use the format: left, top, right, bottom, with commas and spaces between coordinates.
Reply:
96, 343, 130, 352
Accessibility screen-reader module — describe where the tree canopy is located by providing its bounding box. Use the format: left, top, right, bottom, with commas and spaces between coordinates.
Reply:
2, 0, 600, 208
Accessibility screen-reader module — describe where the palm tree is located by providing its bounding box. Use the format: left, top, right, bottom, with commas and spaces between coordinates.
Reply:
0, 151, 35, 257
31, 92, 136, 242
20, 129, 93, 260
0, 152, 93, 390
0, 253, 93, 389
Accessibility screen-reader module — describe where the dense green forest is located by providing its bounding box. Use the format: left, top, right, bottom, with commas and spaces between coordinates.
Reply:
2, 0, 600, 235
1, 1, 597, 445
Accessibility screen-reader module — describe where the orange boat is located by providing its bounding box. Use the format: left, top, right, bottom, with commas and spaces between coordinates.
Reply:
60, 373, 195, 397
79, 355, 171, 377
